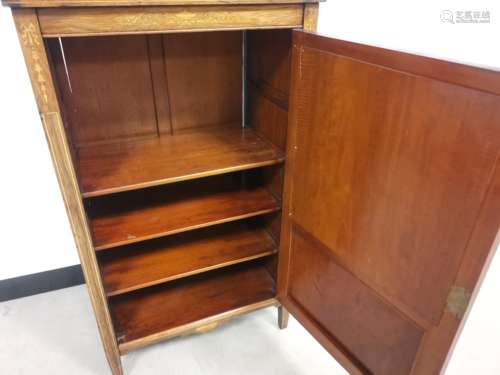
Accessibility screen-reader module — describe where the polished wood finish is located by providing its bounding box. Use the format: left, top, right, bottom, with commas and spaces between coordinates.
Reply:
163, 31, 242, 132
147, 35, 172, 135
11, 8, 122, 375
111, 262, 276, 347
48, 35, 159, 147
49, 32, 243, 148
290, 224, 424, 374
99, 222, 277, 296
284, 295, 365, 375
246, 29, 291, 262
279, 30, 500, 375
412, 163, 500, 374
4, 0, 320, 7
87, 176, 280, 250
248, 29, 291, 99
248, 29, 291, 150
120, 298, 278, 354
77, 127, 284, 197
37, 5, 304, 37
295, 30, 500, 97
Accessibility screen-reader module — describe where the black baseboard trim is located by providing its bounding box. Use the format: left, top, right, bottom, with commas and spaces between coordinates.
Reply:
0, 265, 84, 303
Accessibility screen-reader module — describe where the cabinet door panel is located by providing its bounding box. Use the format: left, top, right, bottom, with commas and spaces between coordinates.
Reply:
289, 225, 424, 374
279, 31, 500, 375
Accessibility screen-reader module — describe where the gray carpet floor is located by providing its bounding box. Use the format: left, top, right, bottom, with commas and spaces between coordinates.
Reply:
0, 285, 345, 375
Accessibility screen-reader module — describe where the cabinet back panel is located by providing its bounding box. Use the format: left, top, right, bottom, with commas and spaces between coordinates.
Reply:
48, 31, 243, 148
163, 31, 242, 132
48, 35, 159, 147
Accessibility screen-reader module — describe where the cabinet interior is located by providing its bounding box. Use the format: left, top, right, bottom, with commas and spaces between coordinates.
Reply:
45, 29, 292, 349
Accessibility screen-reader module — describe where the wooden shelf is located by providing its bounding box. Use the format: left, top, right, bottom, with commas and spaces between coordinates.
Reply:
110, 262, 276, 351
99, 222, 277, 296
77, 127, 285, 198
87, 177, 280, 250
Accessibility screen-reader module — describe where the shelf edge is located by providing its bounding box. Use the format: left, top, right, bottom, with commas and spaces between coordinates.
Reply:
82, 157, 285, 199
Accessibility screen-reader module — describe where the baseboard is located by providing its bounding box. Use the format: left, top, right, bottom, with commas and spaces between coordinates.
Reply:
0, 265, 84, 302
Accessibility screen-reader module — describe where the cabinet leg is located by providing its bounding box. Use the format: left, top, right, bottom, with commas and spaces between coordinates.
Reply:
278, 306, 289, 329
106, 352, 123, 375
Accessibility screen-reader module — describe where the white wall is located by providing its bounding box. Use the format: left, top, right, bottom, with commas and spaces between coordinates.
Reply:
0, 1, 499, 373
317, 0, 500, 69
0, 7, 79, 280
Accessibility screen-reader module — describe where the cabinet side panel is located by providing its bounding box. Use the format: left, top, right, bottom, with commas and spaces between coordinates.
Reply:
247, 29, 291, 256
12, 9, 122, 375
247, 29, 291, 150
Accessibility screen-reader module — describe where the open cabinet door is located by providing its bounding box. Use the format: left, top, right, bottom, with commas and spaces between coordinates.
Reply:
278, 31, 500, 375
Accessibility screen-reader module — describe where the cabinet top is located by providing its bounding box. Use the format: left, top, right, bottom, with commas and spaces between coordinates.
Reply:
3, 0, 321, 8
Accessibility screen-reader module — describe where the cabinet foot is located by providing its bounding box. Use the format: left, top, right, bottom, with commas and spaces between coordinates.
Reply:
278, 305, 289, 329
106, 353, 123, 375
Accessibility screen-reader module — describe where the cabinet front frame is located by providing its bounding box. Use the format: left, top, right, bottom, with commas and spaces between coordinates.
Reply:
36, 4, 312, 37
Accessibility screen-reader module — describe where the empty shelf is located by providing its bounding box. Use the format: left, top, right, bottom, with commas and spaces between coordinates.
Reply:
99, 222, 278, 296
110, 262, 276, 351
87, 178, 280, 250
77, 127, 285, 198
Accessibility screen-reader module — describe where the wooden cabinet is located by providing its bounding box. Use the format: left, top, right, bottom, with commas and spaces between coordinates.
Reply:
4, 1, 500, 374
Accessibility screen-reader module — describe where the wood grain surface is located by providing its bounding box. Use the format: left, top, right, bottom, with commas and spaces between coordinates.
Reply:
278, 31, 500, 375
78, 127, 284, 197
48, 35, 158, 146
99, 222, 277, 296
110, 262, 276, 345
37, 5, 304, 37
163, 32, 242, 132
87, 175, 280, 250
3, 0, 320, 8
